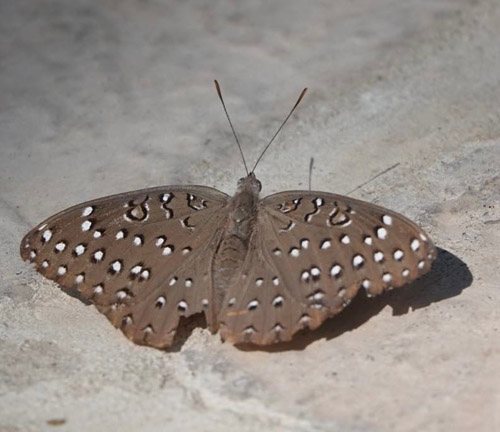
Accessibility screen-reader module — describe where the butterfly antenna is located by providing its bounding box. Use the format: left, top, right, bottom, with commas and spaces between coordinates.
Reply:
308, 157, 314, 191
345, 162, 400, 196
214, 80, 249, 175
252, 87, 308, 173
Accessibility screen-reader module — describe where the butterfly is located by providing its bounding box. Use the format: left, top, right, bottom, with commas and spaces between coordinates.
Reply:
20, 81, 436, 349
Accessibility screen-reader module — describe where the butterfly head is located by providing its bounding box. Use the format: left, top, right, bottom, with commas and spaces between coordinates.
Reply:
237, 172, 262, 195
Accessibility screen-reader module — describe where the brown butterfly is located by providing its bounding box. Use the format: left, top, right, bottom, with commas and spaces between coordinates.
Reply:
20, 81, 436, 348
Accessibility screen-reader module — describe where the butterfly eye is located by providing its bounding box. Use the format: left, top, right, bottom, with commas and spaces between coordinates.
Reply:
255, 180, 262, 191
237, 178, 245, 187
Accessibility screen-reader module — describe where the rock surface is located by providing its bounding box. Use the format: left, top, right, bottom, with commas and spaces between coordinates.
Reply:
1, 0, 499, 431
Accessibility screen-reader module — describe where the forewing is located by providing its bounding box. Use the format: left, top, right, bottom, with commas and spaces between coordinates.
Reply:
20, 185, 229, 348
218, 191, 436, 345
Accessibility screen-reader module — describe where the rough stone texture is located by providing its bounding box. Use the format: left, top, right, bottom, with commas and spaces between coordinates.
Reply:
1, 0, 499, 431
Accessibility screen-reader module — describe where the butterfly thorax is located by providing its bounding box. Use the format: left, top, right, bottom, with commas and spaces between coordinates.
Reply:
210, 174, 262, 324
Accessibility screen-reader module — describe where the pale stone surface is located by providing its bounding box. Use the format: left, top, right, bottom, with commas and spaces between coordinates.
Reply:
1, 0, 499, 431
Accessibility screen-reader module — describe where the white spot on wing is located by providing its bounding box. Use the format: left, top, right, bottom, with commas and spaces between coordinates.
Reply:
74, 244, 86, 255
247, 300, 259, 310
93, 250, 104, 261
382, 215, 393, 226
82, 206, 94, 217
156, 296, 166, 308
320, 240, 331, 249
393, 249, 404, 260
243, 326, 255, 335
273, 324, 284, 332
376, 227, 388, 239
312, 291, 324, 301
330, 264, 342, 277
57, 266, 67, 276
340, 234, 350, 244
362, 279, 371, 289
374, 251, 384, 263
272, 296, 284, 307
131, 265, 142, 274
353, 254, 364, 268
311, 267, 321, 277
116, 290, 127, 300
111, 261, 122, 273
81, 220, 92, 232
299, 314, 311, 324
42, 230, 52, 243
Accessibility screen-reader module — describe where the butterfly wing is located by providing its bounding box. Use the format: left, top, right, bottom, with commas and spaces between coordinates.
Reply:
20, 186, 229, 348
218, 191, 436, 345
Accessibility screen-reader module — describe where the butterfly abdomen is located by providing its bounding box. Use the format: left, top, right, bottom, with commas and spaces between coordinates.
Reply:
210, 179, 260, 320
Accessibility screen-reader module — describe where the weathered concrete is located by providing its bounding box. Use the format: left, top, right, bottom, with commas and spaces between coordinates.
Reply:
1, 0, 499, 431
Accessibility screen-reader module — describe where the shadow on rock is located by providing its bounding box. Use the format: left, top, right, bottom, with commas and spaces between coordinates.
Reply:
237, 247, 473, 353
60, 286, 92, 305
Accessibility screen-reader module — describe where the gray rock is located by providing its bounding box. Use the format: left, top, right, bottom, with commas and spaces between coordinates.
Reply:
1, 0, 499, 431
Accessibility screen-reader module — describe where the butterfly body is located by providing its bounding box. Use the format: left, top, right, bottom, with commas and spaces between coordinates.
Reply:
211, 173, 261, 327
